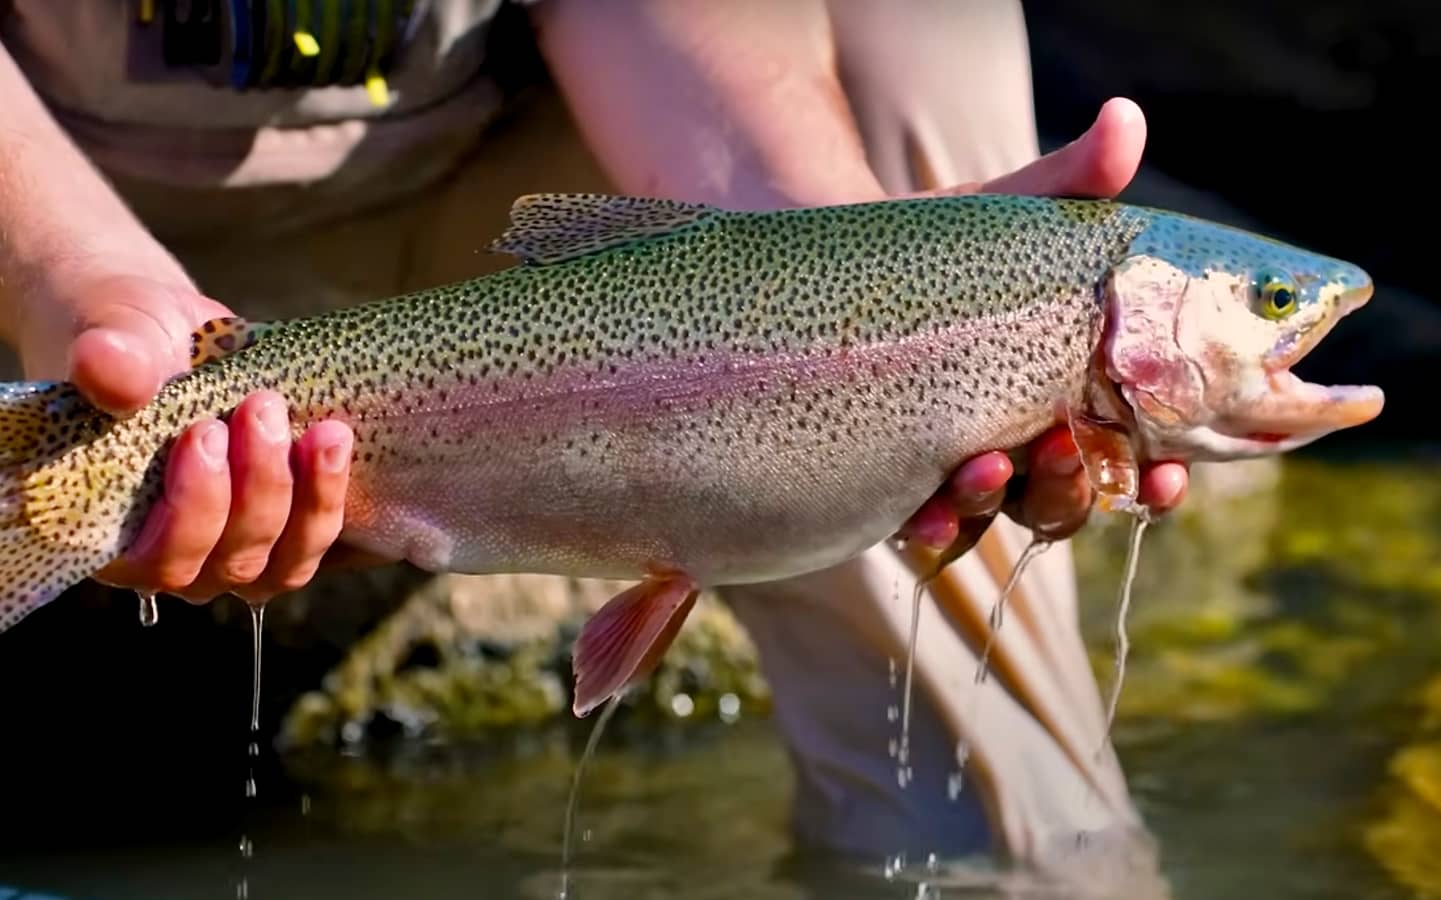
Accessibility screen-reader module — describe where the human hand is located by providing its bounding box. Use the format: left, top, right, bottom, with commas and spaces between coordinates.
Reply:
14, 270, 360, 603
895, 98, 1189, 550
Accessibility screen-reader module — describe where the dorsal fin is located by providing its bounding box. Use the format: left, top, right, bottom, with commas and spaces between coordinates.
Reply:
489, 193, 720, 265
189, 316, 274, 368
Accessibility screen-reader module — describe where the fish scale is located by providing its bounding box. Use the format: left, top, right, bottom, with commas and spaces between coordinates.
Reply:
0, 192, 1381, 716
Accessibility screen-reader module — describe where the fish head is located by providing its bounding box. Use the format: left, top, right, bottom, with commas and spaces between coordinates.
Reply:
1102, 210, 1384, 462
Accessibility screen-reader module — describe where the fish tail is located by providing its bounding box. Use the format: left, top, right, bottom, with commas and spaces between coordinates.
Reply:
0, 382, 137, 633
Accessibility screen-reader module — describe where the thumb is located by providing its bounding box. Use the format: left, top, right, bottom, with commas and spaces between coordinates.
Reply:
63, 280, 206, 416
66, 321, 174, 416
982, 97, 1147, 200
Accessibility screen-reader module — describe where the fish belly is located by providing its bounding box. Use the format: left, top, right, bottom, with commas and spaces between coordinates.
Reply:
334, 341, 1068, 588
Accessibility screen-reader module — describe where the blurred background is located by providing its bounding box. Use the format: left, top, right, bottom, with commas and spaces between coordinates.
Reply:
0, 2, 1438, 898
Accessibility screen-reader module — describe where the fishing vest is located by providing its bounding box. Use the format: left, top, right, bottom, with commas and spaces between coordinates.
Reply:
0, 0, 543, 187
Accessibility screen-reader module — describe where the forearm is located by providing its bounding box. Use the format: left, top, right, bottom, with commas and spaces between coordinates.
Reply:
0, 39, 188, 346
530, 0, 886, 210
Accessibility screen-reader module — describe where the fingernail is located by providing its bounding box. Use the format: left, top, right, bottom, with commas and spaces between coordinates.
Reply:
1155, 471, 1187, 508
198, 423, 229, 468
255, 398, 290, 443
319, 438, 350, 473
950, 454, 1013, 498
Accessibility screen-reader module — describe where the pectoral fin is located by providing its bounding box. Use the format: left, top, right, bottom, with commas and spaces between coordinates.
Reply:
572, 574, 699, 717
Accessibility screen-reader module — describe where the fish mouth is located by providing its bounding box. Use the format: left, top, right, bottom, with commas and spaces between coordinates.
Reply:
1236, 372, 1385, 444
1243, 282, 1384, 442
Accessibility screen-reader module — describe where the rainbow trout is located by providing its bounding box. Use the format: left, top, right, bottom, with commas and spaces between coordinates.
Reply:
0, 193, 1382, 713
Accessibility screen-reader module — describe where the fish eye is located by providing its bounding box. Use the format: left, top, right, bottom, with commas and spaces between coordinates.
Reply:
1254, 270, 1299, 320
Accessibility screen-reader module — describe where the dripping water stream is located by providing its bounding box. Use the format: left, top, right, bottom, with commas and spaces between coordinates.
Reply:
557, 694, 621, 899
249, 604, 264, 734
894, 579, 924, 790
1100, 510, 1150, 750
975, 537, 1051, 685
237, 603, 265, 899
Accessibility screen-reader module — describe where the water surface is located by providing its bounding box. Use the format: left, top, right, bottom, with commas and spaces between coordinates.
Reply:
3, 453, 1439, 899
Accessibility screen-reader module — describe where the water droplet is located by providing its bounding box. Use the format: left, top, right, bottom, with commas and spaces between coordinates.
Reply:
885, 704, 899, 723
236, 879, 248, 899
670, 693, 695, 718
238, 836, 253, 859
244, 778, 257, 799
887, 657, 898, 688
946, 772, 964, 801
887, 738, 898, 758
582, 829, 593, 843
883, 853, 906, 881
248, 742, 259, 757
301, 794, 312, 816
718, 693, 741, 723
137, 591, 158, 627
926, 852, 939, 874
896, 733, 913, 787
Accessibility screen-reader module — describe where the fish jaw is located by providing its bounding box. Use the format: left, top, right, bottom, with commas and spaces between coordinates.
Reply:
1102, 220, 1385, 463
1232, 280, 1384, 444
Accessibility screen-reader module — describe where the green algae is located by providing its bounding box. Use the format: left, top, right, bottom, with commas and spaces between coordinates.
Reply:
1073, 455, 1441, 726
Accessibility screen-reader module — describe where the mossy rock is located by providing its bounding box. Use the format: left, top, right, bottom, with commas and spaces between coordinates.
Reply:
1366, 674, 1441, 898
279, 572, 770, 750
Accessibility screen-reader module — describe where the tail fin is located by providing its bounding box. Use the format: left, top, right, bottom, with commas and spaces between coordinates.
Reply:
1, 381, 133, 633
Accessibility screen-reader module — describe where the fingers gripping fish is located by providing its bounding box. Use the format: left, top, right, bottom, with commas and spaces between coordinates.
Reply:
0, 193, 1383, 719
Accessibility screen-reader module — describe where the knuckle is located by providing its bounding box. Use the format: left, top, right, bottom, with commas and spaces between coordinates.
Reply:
302, 467, 348, 516
314, 488, 347, 519
154, 564, 203, 595
274, 566, 320, 595
218, 551, 272, 586
312, 515, 346, 547
294, 508, 346, 554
